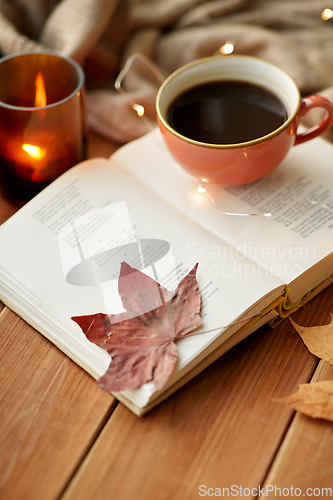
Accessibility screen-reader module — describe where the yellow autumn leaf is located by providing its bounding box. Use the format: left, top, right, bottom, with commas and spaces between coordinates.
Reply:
280, 380, 333, 421
289, 315, 333, 364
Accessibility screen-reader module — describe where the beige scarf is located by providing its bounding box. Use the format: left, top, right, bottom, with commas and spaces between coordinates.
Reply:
1, 0, 333, 142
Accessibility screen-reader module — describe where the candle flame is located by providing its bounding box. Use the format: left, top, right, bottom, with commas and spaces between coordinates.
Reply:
34, 72, 47, 107
22, 143, 46, 160
133, 103, 145, 116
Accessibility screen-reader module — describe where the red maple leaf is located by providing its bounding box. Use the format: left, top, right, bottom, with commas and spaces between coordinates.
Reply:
72, 262, 202, 392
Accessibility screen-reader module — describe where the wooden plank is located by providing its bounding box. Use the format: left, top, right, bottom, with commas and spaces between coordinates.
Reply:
261, 307, 333, 497
61, 291, 333, 500
0, 307, 116, 500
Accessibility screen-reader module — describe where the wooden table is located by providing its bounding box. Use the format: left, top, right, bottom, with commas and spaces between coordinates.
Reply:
1, 132, 333, 500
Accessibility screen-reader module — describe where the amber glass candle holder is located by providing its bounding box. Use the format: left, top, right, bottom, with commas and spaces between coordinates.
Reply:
0, 51, 86, 206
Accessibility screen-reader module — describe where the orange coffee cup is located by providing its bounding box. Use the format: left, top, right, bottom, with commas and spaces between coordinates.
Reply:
156, 55, 333, 185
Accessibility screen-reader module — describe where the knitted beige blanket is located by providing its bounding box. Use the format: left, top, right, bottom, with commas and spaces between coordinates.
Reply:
1, 0, 333, 143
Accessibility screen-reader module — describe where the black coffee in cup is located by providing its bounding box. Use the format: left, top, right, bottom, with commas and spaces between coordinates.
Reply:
167, 80, 288, 145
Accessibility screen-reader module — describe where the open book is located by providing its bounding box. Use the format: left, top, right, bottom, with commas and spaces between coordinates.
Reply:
0, 128, 332, 415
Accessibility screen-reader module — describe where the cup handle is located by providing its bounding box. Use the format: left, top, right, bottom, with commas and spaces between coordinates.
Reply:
294, 95, 333, 145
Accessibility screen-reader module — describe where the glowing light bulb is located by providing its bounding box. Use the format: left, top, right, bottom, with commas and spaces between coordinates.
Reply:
197, 185, 206, 193
133, 104, 145, 116
220, 42, 234, 55
322, 8, 333, 20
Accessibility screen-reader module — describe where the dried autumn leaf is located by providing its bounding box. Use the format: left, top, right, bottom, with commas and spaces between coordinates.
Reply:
72, 262, 202, 392
279, 380, 333, 421
290, 316, 333, 364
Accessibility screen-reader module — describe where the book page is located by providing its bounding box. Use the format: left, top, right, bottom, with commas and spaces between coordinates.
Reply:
0, 158, 283, 408
115, 129, 333, 299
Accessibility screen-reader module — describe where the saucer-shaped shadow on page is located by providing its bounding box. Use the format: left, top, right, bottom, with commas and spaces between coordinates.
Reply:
66, 238, 170, 286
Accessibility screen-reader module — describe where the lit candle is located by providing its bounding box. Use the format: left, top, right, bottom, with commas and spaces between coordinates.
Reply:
0, 52, 86, 206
